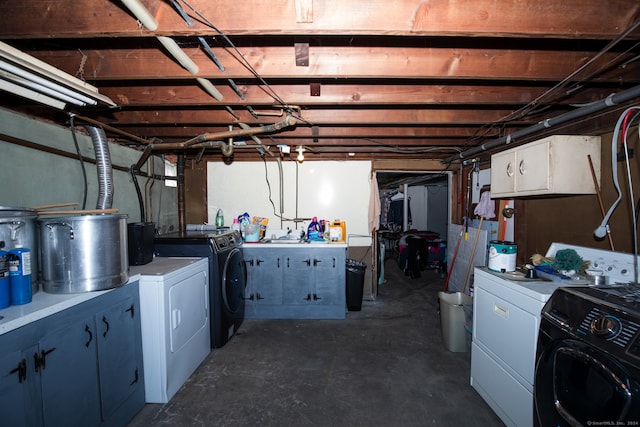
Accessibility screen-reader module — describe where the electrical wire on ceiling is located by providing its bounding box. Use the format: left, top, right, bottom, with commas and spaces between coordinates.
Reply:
176, 0, 306, 124
464, 15, 640, 150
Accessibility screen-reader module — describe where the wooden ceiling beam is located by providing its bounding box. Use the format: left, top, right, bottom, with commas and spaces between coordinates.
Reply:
1, 0, 638, 40
98, 84, 616, 107
105, 108, 533, 126
26, 47, 638, 83
115, 125, 503, 139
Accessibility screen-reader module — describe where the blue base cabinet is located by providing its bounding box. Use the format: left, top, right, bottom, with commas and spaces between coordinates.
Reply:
243, 246, 346, 319
0, 281, 145, 427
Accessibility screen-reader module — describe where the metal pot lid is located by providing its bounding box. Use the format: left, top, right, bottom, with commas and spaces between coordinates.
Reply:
38, 213, 128, 222
0, 206, 37, 218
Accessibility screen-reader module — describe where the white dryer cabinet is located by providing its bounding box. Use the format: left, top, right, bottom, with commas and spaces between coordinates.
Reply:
470, 268, 565, 427
133, 257, 210, 404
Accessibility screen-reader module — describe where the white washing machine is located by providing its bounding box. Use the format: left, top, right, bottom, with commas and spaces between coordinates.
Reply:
132, 257, 210, 403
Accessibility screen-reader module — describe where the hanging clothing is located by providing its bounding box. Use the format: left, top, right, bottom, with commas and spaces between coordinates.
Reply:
368, 171, 381, 233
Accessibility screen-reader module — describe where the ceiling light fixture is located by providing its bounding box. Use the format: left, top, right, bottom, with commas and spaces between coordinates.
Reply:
296, 146, 305, 162
0, 41, 115, 110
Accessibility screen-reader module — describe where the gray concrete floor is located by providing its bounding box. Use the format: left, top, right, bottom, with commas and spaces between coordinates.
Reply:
128, 258, 504, 426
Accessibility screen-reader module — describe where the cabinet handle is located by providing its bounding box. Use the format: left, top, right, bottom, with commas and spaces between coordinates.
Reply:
518, 159, 526, 176
130, 368, 139, 386
126, 303, 135, 318
84, 324, 93, 347
493, 303, 509, 319
10, 359, 27, 384
102, 315, 110, 338
277, 258, 280, 268
256, 292, 264, 301
305, 293, 311, 301
36, 348, 56, 372
243, 293, 255, 301
313, 293, 321, 301
313, 258, 321, 266
506, 162, 513, 177
303, 258, 311, 266
257, 258, 264, 266
245, 258, 254, 267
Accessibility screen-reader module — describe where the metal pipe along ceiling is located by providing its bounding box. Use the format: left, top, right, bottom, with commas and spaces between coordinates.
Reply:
442, 84, 640, 164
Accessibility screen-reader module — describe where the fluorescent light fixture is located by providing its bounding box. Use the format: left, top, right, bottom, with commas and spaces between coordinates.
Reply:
0, 79, 66, 109
196, 77, 223, 101
0, 41, 115, 110
121, 0, 159, 31
157, 36, 199, 75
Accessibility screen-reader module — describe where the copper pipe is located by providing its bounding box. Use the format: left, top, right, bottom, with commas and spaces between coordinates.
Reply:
133, 114, 296, 171
73, 115, 152, 145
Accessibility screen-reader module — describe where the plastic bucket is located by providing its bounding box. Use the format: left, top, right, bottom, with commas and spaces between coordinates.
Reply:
438, 291, 473, 352
243, 223, 260, 242
488, 240, 517, 272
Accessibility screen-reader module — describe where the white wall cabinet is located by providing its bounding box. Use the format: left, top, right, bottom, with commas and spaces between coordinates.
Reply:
490, 135, 601, 197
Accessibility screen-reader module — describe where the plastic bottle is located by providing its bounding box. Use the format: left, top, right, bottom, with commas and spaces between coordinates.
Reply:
307, 217, 321, 240
323, 219, 331, 241
231, 217, 241, 240
0, 250, 9, 309
8, 246, 32, 305
215, 208, 224, 227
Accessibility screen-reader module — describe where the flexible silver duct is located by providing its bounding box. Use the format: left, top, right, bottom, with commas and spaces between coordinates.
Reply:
85, 125, 114, 209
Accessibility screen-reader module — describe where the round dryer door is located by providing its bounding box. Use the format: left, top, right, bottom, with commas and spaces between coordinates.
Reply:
221, 247, 246, 314
535, 338, 640, 426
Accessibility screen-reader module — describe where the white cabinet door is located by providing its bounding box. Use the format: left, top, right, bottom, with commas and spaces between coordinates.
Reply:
490, 151, 516, 194
516, 140, 550, 193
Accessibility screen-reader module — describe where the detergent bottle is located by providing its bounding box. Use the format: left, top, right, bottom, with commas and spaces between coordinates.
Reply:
307, 217, 322, 241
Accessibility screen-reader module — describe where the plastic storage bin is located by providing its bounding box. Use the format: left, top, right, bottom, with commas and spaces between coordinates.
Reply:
345, 259, 366, 311
438, 291, 473, 352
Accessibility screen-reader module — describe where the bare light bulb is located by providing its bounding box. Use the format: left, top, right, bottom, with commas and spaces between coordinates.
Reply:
296, 147, 305, 162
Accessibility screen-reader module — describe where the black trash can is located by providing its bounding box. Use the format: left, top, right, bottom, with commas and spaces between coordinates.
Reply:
346, 259, 366, 311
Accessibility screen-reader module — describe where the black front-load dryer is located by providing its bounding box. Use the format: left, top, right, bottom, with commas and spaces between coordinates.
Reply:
213, 231, 246, 344
534, 286, 640, 426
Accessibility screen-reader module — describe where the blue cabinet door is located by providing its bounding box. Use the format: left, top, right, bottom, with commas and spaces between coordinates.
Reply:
0, 344, 42, 426
40, 316, 102, 427
310, 250, 343, 306
96, 293, 141, 421
283, 251, 313, 305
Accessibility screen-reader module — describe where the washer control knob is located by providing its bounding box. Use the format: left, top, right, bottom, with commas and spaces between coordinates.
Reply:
591, 315, 622, 339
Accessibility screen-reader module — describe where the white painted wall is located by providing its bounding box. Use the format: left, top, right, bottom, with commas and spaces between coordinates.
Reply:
407, 184, 448, 238
207, 160, 372, 243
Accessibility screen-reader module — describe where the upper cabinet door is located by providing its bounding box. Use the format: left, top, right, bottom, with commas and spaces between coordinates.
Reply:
515, 141, 550, 193
490, 135, 601, 198
490, 151, 516, 195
